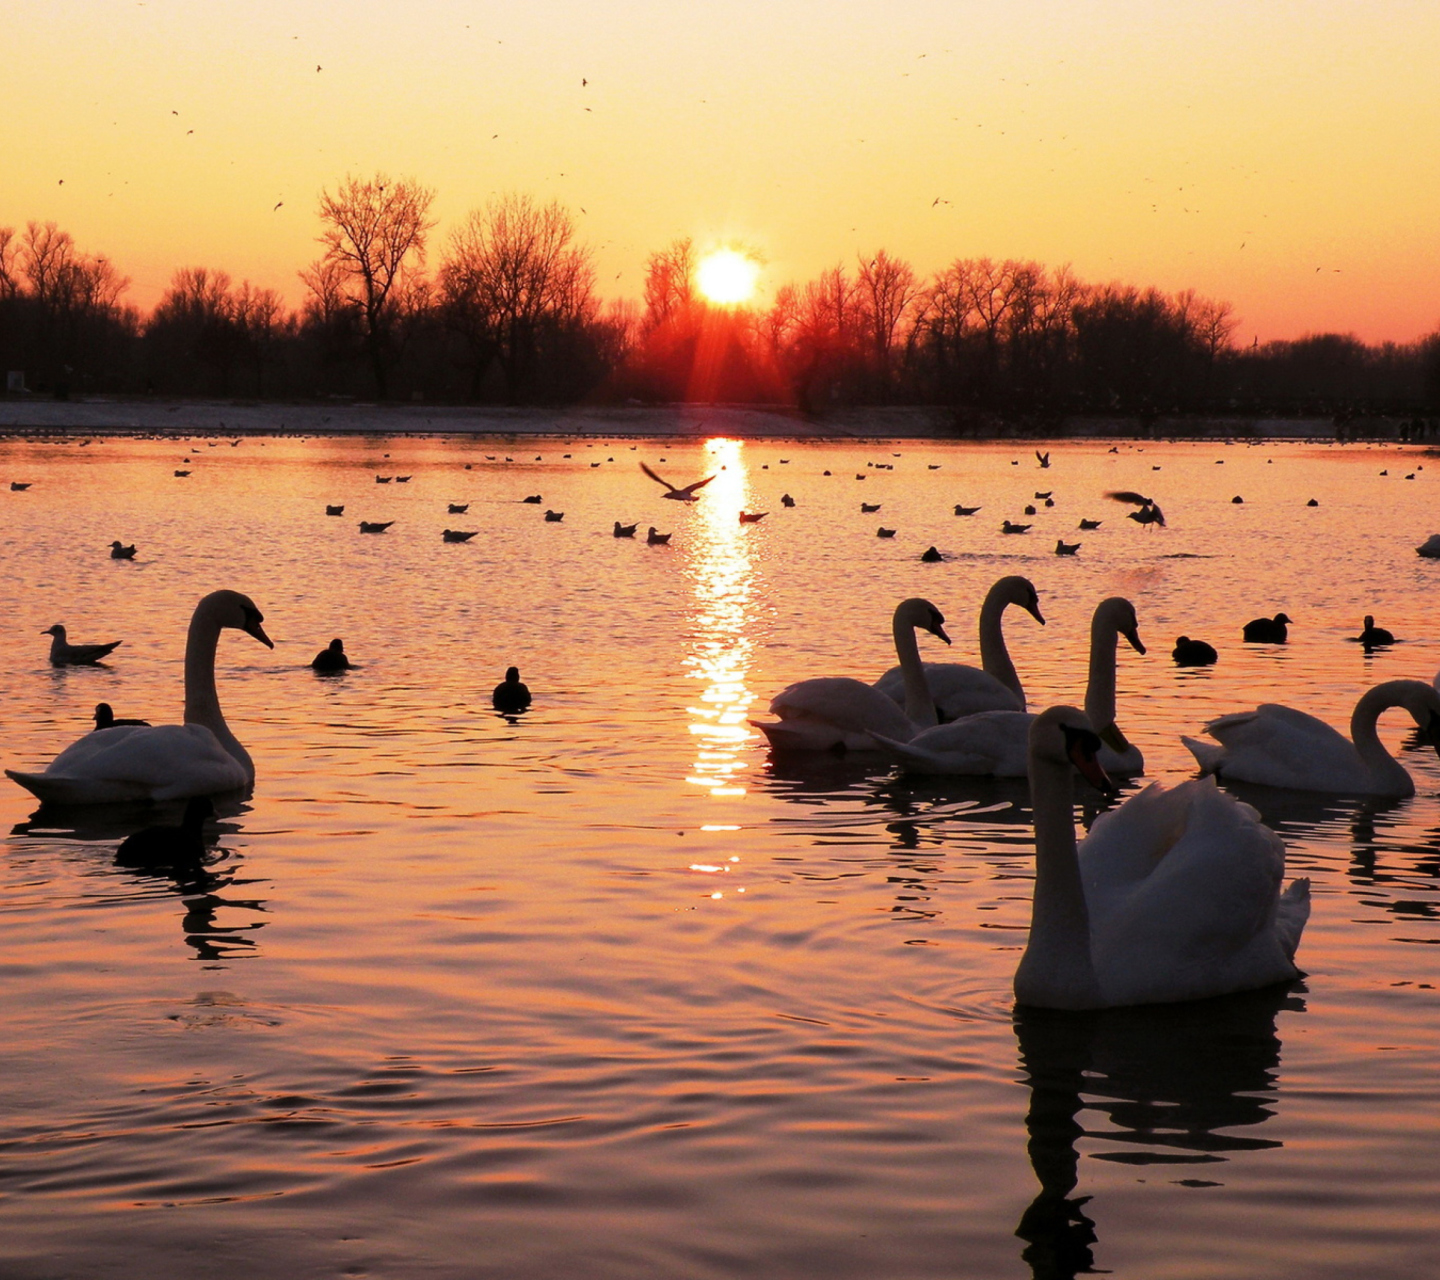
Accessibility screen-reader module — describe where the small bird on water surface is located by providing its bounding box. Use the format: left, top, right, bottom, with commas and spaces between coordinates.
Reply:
115, 797, 214, 868
94, 703, 150, 729
11, 481, 32, 491
109, 541, 136, 559
1054, 539, 1080, 556
861, 502, 881, 513
544, 510, 564, 522
1106, 490, 1166, 529
876, 527, 897, 538
359, 521, 394, 534
492, 667, 532, 713
448, 503, 469, 514
311, 638, 351, 673
521, 494, 543, 504
646, 527, 671, 545
1002, 520, 1031, 534
739, 510, 768, 524
1356, 616, 1396, 647
640, 462, 716, 502
325, 504, 344, 516
1242, 613, 1292, 644
1172, 636, 1219, 666
781, 494, 795, 508
921, 546, 943, 562
442, 529, 478, 543
613, 521, 637, 538
44, 625, 121, 666
1078, 518, 1102, 530
954, 504, 981, 516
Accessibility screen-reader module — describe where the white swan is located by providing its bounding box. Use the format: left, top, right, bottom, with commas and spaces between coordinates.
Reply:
7, 590, 273, 804
873, 576, 1044, 719
1181, 679, 1440, 797
869, 597, 1147, 777
1015, 706, 1310, 1010
750, 598, 949, 752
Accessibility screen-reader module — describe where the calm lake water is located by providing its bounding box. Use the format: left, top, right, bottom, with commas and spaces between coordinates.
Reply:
1, 431, 1438, 1279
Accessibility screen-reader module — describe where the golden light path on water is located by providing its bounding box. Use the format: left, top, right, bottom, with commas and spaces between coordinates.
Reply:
682, 439, 759, 897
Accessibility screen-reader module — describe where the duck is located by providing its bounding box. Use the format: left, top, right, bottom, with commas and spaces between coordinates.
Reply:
93, 703, 150, 729
750, 598, 950, 753
646, 527, 671, 545
1014, 707, 1310, 1010
874, 576, 1046, 719
920, 546, 943, 562
1182, 679, 1440, 797
1002, 520, 1031, 534
443, 529, 478, 543
1242, 613, 1291, 643
375, 475, 392, 483
44, 625, 121, 666
109, 541, 137, 560
325, 504, 345, 516
1355, 615, 1396, 647
1172, 636, 1218, 666
115, 797, 214, 868
954, 504, 981, 516
1055, 540, 1080, 556
1078, 518, 1102, 530
522, 495, 543, 504
395, 475, 412, 483
876, 527, 896, 538
613, 521, 638, 538
11, 481, 32, 491
173, 470, 191, 478
311, 638, 351, 672
492, 667, 532, 713
861, 502, 882, 513
544, 510, 564, 522
870, 597, 1146, 777
780, 494, 795, 508
1024, 504, 1038, 516
359, 521, 394, 534
448, 503, 469, 514
8, 590, 273, 804
1417, 534, 1440, 558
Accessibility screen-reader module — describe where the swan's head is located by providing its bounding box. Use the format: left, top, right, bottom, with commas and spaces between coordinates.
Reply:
198, 590, 274, 649
1389, 681, 1440, 747
1095, 597, 1145, 654
995, 575, 1045, 625
895, 598, 951, 645
1029, 706, 1118, 796
42, 624, 66, 638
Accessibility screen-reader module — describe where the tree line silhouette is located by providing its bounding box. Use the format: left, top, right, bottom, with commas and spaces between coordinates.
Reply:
3, 174, 1438, 424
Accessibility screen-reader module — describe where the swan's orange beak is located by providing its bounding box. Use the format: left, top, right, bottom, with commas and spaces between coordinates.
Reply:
1068, 738, 1118, 797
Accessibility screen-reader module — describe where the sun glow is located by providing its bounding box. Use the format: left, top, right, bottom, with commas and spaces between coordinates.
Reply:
696, 250, 760, 306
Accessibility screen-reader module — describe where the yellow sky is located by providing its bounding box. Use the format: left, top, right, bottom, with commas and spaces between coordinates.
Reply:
5, 0, 1438, 342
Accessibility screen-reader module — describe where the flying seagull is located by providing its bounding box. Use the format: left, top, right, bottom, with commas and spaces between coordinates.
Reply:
641, 462, 715, 502
1106, 490, 1166, 528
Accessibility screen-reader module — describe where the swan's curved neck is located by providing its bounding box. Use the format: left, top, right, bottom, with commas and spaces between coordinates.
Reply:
979, 592, 1023, 706
183, 602, 254, 780
1016, 751, 1101, 1009
1083, 613, 1119, 732
1349, 685, 1412, 791
893, 614, 938, 728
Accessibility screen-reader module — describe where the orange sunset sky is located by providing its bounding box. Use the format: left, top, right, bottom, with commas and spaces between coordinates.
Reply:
5, 0, 1438, 344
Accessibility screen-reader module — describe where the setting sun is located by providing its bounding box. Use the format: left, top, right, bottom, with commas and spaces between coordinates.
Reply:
696, 250, 760, 305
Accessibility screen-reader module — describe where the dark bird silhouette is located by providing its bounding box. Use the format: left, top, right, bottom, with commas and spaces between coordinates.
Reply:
954, 504, 981, 516
641, 462, 715, 501
1034, 491, 1052, 499
376, 475, 392, 483
1002, 520, 1031, 534
94, 703, 150, 729
1356, 616, 1396, 647
1172, 636, 1218, 665
861, 502, 882, 513
544, 510, 564, 522
781, 493, 795, 508
646, 527, 671, 545
448, 502, 469, 513
739, 510, 767, 524
395, 475, 411, 483
928, 464, 941, 470
521, 494, 543, 503
44, 625, 121, 666
1242, 613, 1292, 643
443, 529, 478, 543
10, 482, 32, 491
1231, 495, 1244, 504
358, 520, 394, 533
1024, 504, 1037, 515
1306, 498, 1319, 507
115, 797, 214, 867
492, 667, 532, 713
312, 638, 351, 672
920, 545, 943, 562
1105, 490, 1166, 528
1036, 450, 1051, 468
1078, 518, 1101, 530
273, 201, 283, 211
1055, 539, 1080, 556
613, 521, 638, 537
325, 504, 344, 515
173, 470, 190, 477
876, 527, 897, 538
109, 540, 136, 559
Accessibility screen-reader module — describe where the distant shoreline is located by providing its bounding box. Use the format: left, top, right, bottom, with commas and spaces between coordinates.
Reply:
0, 397, 1430, 442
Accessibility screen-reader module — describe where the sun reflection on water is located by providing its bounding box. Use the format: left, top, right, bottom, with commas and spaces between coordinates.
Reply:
681, 438, 759, 801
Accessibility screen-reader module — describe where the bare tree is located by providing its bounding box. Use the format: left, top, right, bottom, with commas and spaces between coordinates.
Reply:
856, 250, 921, 398
642, 238, 698, 331
0, 227, 19, 300
310, 174, 436, 398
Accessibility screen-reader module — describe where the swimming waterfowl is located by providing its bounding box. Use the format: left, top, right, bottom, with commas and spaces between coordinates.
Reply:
359, 521, 394, 533
1417, 534, 1440, 558
1024, 504, 1038, 515
11, 481, 32, 491
44, 625, 121, 666
375, 476, 392, 483
954, 504, 981, 516
1172, 636, 1218, 666
739, 511, 768, 524
861, 502, 881, 513
115, 797, 215, 867
1078, 518, 1102, 530
325, 504, 344, 516
492, 667, 532, 713
9, 590, 273, 804
109, 541, 136, 559
1002, 521, 1031, 534
1356, 616, 1396, 646
613, 521, 638, 538
522, 495, 543, 504
921, 546, 943, 562
442, 529, 477, 543
448, 503, 469, 514
174, 470, 191, 477
1242, 613, 1291, 643
1184, 679, 1440, 797
544, 510, 564, 522
876, 527, 897, 538
395, 475, 412, 483
1015, 707, 1309, 1010
646, 527, 671, 545
94, 703, 150, 729
781, 494, 795, 508
1055, 540, 1080, 556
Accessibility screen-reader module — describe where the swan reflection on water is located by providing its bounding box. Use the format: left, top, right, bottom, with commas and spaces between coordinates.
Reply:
1014, 983, 1303, 1279
10, 798, 267, 965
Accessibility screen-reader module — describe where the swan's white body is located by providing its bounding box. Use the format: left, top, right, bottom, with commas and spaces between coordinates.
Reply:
1015, 707, 1310, 1010
870, 597, 1146, 777
750, 599, 949, 752
873, 576, 1043, 718
1182, 679, 1440, 797
7, 590, 273, 804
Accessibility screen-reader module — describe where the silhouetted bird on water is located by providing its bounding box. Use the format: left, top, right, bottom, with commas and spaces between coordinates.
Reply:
1002, 520, 1031, 534
1242, 613, 1292, 643
739, 510, 768, 524
876, 527, 897, 538
359, 521, 394, 533
1106, 491, 1166, 529
613, 521, 637, 538
492, 667, 532, 713
110, 540, 136, 559
448, 503, 469, 514
544, 510, 564, 522
1356, 616, 1396, 647
325, 504, 344, 516
94, 702, 150, 729
312, 638, 351, 673
1055, 539, 1080, 556
954, 504, 981, 516
522, 495, 543, 504
443, 529, 477, 543
921, 546, 942, 562
646, 527, 671, 545
116, 797, 214, 868
1078, 518, 1102, 530
44, 625, 121, 666
861, 502, 881, 513
781, 494, 795, 508
1172, 636, 1218, 665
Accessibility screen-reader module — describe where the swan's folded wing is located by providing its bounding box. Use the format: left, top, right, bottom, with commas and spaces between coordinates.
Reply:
24, 723, 247, 801
1080, 780, 1195, 916
1198, 704, 1360, 789
870, 711, 1032, 775
770, 677, 917, 740
874, 663, 1022, 718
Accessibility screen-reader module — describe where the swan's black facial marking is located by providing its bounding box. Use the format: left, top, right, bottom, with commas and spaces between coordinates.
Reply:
1060, 723, 1118, 796
1024, 585, 1046, 625
926, 607, 952, 645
